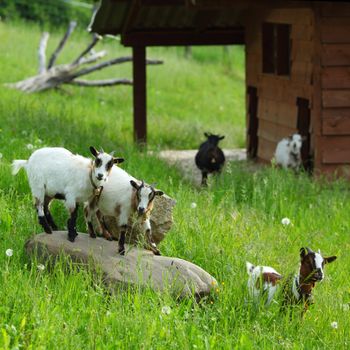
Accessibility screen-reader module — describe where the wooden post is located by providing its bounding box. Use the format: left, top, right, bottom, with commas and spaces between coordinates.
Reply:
132, 46, 147, 144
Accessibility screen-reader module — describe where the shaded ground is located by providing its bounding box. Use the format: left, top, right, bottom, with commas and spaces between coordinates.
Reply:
157, 148, 247, 186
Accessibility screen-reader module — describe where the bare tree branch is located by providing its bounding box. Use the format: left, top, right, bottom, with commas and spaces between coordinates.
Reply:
72, 33, 101, 65
68, 78, 133, 87
38, 32, 49, 74
73, 57, 163, 78
47, 21, 77, 69
78, 50, 107, 65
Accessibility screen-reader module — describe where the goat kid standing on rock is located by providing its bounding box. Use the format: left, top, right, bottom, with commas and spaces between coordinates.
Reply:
85, 165, 164, 255
195, 132, 225, 186
246, 247, 337, 313
274, 133, 304, 171
12, 146, 124, 242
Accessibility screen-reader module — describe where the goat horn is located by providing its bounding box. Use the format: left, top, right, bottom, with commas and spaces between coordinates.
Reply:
141, 180, 145, 187
110, 150, 115, 156
306, 247, 313, 254
100, 147, 104, 153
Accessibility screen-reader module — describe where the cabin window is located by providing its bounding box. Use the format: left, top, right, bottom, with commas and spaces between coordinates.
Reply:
262, 23, 291, 76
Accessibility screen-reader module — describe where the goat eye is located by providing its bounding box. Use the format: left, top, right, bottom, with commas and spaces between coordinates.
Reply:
95, 159, 102, 167
106, 161, 113, 170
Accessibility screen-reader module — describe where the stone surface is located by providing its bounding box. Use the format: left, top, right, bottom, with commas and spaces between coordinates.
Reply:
101, 194, 176, 245
25, 231, 217, 299
156, 149, 247, 186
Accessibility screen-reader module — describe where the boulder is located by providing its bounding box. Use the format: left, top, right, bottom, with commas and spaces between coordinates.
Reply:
101, 194, 176, 245
25, 231, 217, 299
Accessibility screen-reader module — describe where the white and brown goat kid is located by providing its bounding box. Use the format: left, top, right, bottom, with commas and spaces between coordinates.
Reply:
12, 146, 124, 242
246, 247, 337, 311
85, 165, 164, 255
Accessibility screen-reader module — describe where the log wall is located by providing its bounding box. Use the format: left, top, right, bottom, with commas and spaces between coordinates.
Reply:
318, 3, 350, 177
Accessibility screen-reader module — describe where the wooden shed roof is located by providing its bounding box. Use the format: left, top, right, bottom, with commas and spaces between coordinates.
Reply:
90, 0, 250, 45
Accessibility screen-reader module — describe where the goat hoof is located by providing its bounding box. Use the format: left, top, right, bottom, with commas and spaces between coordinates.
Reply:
68, 236, 76, 242
118, 248, 125, 255
90, 233, 97, 239
45, 230, 53, 234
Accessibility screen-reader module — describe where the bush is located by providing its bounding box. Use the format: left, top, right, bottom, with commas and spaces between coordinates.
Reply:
0, 0, 94, 29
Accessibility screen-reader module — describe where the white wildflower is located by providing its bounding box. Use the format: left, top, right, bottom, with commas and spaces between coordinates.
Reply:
161, 306, 171, 315
190, 202, 197, 209
37, 139, 43, 144
281, 217, 291, 226
6, 249, 13, 257
331, 321, 338, 329
0, 153, 3, 159
37, 264, 45, 271
26, 143, 34, 150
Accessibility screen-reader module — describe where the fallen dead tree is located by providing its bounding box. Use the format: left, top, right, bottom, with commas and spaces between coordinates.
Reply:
6, 21, 162, 93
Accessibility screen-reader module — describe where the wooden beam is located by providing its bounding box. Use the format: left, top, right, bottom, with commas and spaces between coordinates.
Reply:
133, 46, 147, 144
122, 29, 244, 46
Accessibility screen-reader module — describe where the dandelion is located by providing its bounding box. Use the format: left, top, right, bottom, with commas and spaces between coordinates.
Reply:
281, 217, 291, 226
190, 202, 197, 209
26, 143, 34, 150
37, 264, 45, 271
331, 321, 338, 329
161, 306, 171, 315
6, 249, 13, 257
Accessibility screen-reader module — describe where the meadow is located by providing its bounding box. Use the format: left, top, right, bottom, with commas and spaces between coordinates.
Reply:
0, 21, 349, 349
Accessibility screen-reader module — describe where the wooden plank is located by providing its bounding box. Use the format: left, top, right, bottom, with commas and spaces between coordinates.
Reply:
258, 98, 298, 128
291, 24, 313, 41
320, 135, 350, 149
322, 44, 350, 66
322, 90, 350, 108
321, 18, 350, 43
320, 3, 350, 18
322, 108, 350, 135
291, 61, 313, 84
322, 67, 350, 89
315, 164, 350, 179
264, 8, 313, 26
122, 28, 244, 46
133, 46, 147, 143
257, 119, 295, 143
322, 149, 350, 164
291, 41, 314, 63
257, 136, 276, 162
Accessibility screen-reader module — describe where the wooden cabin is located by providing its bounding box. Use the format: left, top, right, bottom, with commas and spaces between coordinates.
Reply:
90, 1, 350, 179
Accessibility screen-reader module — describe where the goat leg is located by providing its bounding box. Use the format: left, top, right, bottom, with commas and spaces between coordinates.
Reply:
44, 196, 58, 230
118, 225, 127, 255
67, 204, 79, 242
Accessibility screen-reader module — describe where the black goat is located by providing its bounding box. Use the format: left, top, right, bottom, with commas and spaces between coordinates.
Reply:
195, 132, 225, 186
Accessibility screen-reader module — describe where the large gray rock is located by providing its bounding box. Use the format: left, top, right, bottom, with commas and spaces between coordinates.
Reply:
99, 194, 176, 245
25, 231, 217, 299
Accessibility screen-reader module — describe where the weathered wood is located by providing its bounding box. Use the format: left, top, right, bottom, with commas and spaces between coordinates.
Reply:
320, 3, 350, 18
321, 18, 350, 44
322, 149, 350, 164
322, 109, 350, 135
72, 34, 101, 65
68, 78, 133, 87
322, 90, 350, 108
319, 135, 350, 149
38, 32, 49, 74
322, 67, 350, 89
257, 136, 276, 162
25, 232, 218, 300
258, 119, 295, 144
48, 21, 77, 69
133, 46, 147, 143
322, 44, 350, 66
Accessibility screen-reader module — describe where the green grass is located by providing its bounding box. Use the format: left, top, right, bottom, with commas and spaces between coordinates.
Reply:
0, 20, 349, 349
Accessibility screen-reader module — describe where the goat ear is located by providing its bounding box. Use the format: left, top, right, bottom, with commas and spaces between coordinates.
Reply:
324, 256, 337, 264
90, 146, 99, 158
130, 180, 139, 190
113, 157, 124, 164
300, 247, 308, 259
246, 262, 255, 275
204, 132, 210, 138
154, 190, 164, 196
219, 135, 225, 140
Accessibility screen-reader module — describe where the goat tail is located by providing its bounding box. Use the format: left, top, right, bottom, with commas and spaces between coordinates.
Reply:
246, 261, 255, 275
11, 160, 27, 175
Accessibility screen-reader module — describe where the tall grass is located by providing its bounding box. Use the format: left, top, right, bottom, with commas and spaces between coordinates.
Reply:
0, 21, 349, 349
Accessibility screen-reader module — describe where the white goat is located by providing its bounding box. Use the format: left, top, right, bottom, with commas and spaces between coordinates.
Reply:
85, 165, 164, 255
12, 146, 124, 242
274, 134, 303, 171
